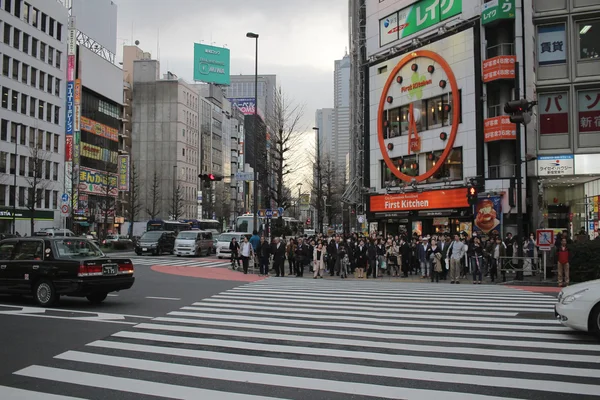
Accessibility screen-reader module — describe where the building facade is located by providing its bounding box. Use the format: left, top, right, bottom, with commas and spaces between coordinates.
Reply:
333, 54, 351, 177
0, 0, 67, 235
314, 108, 334, 157
132, 60, 200, 221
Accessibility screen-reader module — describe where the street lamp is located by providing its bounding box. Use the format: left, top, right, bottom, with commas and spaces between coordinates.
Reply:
12, 123, 24, 234
312, 126, 322, 234
296, 182, 302, 219
246, 31, 259, 234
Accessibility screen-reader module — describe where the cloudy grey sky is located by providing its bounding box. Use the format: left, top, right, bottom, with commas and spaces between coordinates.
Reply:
115, 0, 348, 183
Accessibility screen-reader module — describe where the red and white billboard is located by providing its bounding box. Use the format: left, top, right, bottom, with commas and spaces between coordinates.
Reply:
578, 89, 600, 134
539, 92, 569, 135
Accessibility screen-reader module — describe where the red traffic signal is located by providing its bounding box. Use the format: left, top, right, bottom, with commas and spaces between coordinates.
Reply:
199, 174, 223, 181
467, 186, 478, 206
469, 187, 476, 196
208, 174, 215, 180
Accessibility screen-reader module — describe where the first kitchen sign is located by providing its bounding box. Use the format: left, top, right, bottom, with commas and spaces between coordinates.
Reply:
370, 188, 469, 213
538, 155, 574, 176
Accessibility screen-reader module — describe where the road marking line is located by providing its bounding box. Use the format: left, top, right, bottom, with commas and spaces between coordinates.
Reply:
14, 366, 284, 400
0, 385, 88, 399
146, 296, 181, 301
107, 294, 119, 297
54, 351, 523, 400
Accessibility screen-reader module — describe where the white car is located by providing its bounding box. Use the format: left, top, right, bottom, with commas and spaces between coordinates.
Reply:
215, 232, 248, 259
555, 279, 600, 337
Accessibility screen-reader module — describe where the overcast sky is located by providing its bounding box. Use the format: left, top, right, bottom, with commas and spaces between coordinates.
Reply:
115, 0, 348, 184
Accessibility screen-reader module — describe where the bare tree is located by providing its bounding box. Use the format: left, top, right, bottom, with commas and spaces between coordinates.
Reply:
25, 146, 51, 235
146, 170, 161, 219
322, 158, 344, 226
127, 161, 143, 237
99, 164, 118, 240
266, 87, 306, 211
169, 184, 184, 221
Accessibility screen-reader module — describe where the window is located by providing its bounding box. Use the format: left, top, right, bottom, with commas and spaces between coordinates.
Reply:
37, 129, 43, 149
10, 122, 17, 143
1, 120, 7, 140
29, 127, 35, 147
579, 21, 600, 60
38, 100, 44, 119
29, 97, 35, 117
48, 46, 53, 65
32, 8, 38, 28
52, 191, 58, 208
0, 152, 6, 172
14, 240, 44, 261
19, 155, 26, 175
12, 28, 20, 49
45, 132, 51, 151
46, 75, 52, 93
21, 63, 28, 83
425, 148, 464, 182
4, 0, 12, 13
9, 153, 16, 174
57, 23, 62, 41
28, 157, 34, 177
13, 0, 20, 17
36, 188, 42, 208
30, 67, 36, 86
2, 55, 9, 76
0, 185, 5, 207
1, 87, 9, 108
183, 148, 186, 156
18, 187, 25, 207
40, 42, 45, 62
3, 23, 10, 45
53, 105, 59, 124
11, 90, 18, 112
55, 78, 60, 96
8, 186, 15, 207
53, 162, 58, 180
49, 18, 54, 37
41, 13, 47, 33
22, 33, 29, 53
46, 104, 52, 122
45, 160, 50, 179
31, 38, 37, 57
12, 59, 19, 80
55, 51, 61, 69
23, 2, 30, 23
39, 71, 45, 90
53, 134, 59, 152
20, 93, 27, 114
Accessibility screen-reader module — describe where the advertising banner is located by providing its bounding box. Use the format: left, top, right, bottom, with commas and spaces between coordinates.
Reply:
67, 55, 75, 81
74, 79, 81, 131
484, 116, 516, 142
80, 142, 118, 163
118, 155, 130, 191
473, 196, 502, 237
578, 89, 600, 134
67, 20, 76, 55
481, 0, 515, 25
65, 81, 74, 136
230, 98, 257, 115
193, 43, 230, 85
379, 0, 462, 47
65, 136, 73, 161
80, 116, 119, 141
537, 155, 574, 176
78, 167, 119, 197
412, 221, 423, 236
369, 188, 469, 213
538, 25, 566, 65
482, 55, 516, 83
539, 92, 569, 135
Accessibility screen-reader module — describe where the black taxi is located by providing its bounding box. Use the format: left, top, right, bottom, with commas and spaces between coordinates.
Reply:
0, 237, 134, 306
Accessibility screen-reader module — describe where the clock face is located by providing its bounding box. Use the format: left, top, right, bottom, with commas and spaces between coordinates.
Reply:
377, 50, 461, 183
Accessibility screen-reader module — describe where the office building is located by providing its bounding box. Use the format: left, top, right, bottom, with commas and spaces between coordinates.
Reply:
314, 108, 333, 157
333, 54, 351, 177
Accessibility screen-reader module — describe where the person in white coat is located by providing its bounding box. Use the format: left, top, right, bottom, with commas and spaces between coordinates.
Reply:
313, 242, 326, 279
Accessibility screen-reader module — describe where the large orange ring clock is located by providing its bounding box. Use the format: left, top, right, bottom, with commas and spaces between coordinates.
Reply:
377, 50, 461, 183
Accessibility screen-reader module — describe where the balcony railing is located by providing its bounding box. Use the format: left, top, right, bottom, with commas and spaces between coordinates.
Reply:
487, 104, 503, 118
488, 164, 516, 179
486, 43, 514, 59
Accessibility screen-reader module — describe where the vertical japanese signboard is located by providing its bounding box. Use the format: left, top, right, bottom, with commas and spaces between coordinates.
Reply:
118, 155, 130, 191
481, 0, 515, 25
537, 25, 566, 66
73, 78, 81, 211
539, 92, 569, 135
65, 16, 76, 211
578, 89, 600, 134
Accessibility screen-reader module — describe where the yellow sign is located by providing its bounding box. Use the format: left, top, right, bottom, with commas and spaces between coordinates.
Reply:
80, 116, 119, 142
80, 142, 118, 164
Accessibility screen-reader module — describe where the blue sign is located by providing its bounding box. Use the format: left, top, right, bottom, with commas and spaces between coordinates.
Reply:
265, 209, 273, 219
61, 193, 69, 203
590, 222, 595, 232
277, 207, 284, 215
65, 81, 74, 135
229, 98, 256, 115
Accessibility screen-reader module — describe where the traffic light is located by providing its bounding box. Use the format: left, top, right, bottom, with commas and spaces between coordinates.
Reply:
198, 174, 223, 181
504, 99, 532, 125
467, 186, 478, 206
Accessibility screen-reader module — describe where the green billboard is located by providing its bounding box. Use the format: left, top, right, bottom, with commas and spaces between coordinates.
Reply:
481, 0, 515, 25
193, 43, 230, 85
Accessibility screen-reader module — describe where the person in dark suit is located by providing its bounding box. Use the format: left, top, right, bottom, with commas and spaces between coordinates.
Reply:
327, 236, 339, 276
355, 239, 368, 278
257, 236, 271, 276
271, 237, 286, 277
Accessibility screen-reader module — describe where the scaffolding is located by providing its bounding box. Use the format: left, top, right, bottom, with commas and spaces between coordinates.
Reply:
343, 0, 366, 220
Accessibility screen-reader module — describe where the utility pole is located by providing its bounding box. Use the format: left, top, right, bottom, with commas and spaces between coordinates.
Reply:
313, 127, 323, 234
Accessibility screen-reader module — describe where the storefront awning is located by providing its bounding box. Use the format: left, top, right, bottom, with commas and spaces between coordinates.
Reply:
75, 221, 90, 227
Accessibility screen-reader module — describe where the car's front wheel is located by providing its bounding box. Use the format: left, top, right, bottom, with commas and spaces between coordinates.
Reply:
86, 292, 108, 304
590, 304, 600, 338
33, 280, 57, 307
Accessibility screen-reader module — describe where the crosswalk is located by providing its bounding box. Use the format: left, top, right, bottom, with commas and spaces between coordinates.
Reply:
129, 255, 232, 268
2, 279, 600, 399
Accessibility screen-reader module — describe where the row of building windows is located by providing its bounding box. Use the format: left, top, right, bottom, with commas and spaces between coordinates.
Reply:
1, 86, 60, 124
2, 54, 61, 97
0, 184, 60, 210
381, 147, 464, 185
2, 21, 62, 69
183, 90, 198, 110
0, 120, 60, 152
0, 151, 60, 181
2, 0, 63, 42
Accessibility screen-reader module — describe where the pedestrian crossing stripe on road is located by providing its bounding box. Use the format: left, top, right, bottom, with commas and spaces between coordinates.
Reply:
3, 279, 600, 400
129, 257, 232, 268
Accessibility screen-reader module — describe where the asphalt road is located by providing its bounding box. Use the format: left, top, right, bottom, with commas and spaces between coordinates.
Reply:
0, 255, 244, 379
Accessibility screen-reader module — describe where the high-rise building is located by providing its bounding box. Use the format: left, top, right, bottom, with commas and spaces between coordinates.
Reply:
333, 54, 351, 177
132, 60, 200, 221
0, 0, 67, 235
226, 74, 277, 120
314, 108, 334, 157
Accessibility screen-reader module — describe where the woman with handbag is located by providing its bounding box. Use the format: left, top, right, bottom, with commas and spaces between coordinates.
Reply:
387, 240, 400, 277
427, 239, 442, 283
313, 242, 326, 279
240, 236, 254, 275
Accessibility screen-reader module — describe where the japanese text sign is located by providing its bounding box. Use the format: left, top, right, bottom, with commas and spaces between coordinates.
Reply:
484, 116, 516, 142
537, 155, 574, 176
483, 55, 516, 83
538, 25, 566, 65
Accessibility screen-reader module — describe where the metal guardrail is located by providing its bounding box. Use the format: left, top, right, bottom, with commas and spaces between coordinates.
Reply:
488, 164, 516, 179
487, 43, 515, 58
